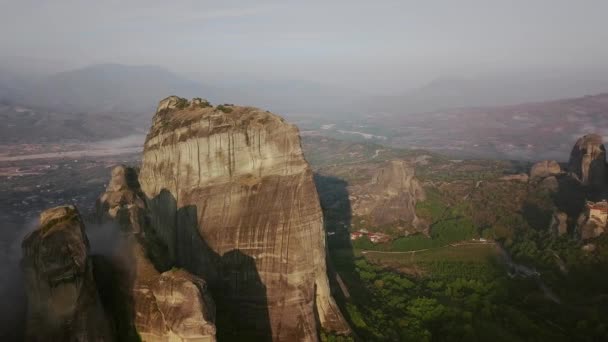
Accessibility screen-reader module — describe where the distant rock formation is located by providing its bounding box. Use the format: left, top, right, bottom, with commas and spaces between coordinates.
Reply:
21, 206, 113, 341
550, 211, 568, 236
576, 200, 608, 240
349, 160, 428, 233
539, 176, 559, 192
568, 134, 606, 186
138, 97, 349, 340
530, 160, 561, 180
97, 165, 216, 341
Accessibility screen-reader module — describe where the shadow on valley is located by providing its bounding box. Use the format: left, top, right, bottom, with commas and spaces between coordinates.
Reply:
314, 173, 368, 340
92, 188, 272, 341
519, 175, 587, 234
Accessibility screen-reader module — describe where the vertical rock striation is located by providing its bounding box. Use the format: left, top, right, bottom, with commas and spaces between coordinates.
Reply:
138, 97, 349, 340
21, 205, 113, 341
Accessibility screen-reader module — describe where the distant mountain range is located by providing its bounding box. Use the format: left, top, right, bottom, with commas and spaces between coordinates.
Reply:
346, 92, 608, 161
1, 62, 608, 150
0, 63, 358, 116
369, 71, 608, 114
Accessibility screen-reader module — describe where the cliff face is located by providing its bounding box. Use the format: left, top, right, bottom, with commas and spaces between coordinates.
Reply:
96, 165, 216, 341
576, 201, 608, 240
21, 205, 113, 341
349, 160, 428, 233
568, 134, 606, 186
138, 97, 349, 340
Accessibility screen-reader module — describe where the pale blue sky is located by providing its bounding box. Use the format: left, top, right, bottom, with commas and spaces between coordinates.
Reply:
2, 0, 608, 90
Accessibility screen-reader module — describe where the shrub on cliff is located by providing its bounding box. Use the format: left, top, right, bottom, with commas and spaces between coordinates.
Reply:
192, 97, 212, 108
216, 104, 233, 113
175, 97, 189, 109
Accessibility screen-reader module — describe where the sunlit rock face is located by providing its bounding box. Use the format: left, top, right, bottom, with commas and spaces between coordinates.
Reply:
568, 134, 606, 186
21, 205, 113, 341
349, 160, 428, 233
96, 165, 217, 342
139, 97, 349, 340
576, 200, 608, 240
530, 160, 561, 180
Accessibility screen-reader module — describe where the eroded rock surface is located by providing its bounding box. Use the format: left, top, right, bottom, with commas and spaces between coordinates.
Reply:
577, 200, 608, 240
530, 160, 561, 179
21, 205, 113, 341
139, 97, 349, 340
97, 165, 216, 342
568, 134, 606, 186
349, 160, 428, 233
550, 211, 568, 236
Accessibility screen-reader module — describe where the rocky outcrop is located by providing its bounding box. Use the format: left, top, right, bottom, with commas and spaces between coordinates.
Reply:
530, 160, 561, 180
550, 211, 568, 236
568, 134, 606, 186
349, 160, 428, 233
21, 205, 113, 341
138, 97, 349, 340
539, 176, 559, 192
133, 267, 216, 342
97, 165, 217, 341
576, 200, 608, 240
96, 165, 146, 233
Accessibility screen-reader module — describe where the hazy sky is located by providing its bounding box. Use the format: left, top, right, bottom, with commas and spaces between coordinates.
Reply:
2, 0, 608, 90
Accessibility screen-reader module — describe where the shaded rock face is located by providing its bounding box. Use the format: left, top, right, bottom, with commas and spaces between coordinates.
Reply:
97, 165, 146, 233
134, 268, 216, 342
21, 205, 113, 341
540, 176, 559, 192
530, 160, 561, 179
550, 211, 568, 236
96, 165, 217, 341
349, 160, 428, 233
568, 134, 606, 186
139, 97, 349, 340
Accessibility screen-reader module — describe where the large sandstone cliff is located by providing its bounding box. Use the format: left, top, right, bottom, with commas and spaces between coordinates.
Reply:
138, 96, 349, 340
21, 206, 113, 341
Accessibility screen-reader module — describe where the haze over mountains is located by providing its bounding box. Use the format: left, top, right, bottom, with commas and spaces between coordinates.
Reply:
2, 62, 608, 153
3, 62, 608, 115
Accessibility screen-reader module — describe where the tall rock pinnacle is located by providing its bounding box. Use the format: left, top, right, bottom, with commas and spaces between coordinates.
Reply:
21, 206, 113, 341
138, 96, 349, 340
568, 134, 607, 186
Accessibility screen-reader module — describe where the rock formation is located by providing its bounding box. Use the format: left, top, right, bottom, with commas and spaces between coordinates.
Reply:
21, 205, 113, 341
568, 134, 606, 186
96, 165, 216, 341
530, 160, 561, 180
576, 200, 608, 240
349, 160, 428, 233
550, 211, 568, 236
138, 97, 349, 340
539, 176, 559, 192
